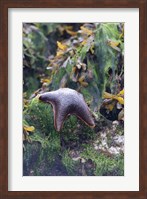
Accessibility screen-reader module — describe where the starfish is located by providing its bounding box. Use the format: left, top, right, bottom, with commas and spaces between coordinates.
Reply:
39, 88, 95, 131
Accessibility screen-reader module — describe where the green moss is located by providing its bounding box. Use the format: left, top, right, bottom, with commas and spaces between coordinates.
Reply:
80, 145, 124, 176
61, 150, 77, 175
24, 98, 55, 135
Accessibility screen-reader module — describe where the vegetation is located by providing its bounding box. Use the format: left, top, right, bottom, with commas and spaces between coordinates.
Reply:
23, 23, 124, 176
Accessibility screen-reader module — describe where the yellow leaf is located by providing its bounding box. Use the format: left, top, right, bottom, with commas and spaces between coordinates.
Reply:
24, 125, 35, 132
78, 74, 88, 87
71, 66, 77, 74
56, 50, 64, 57
107, 40, 120, 47
57, 41, 68, 51
107, 40, 120, 52
112, 96, 124, 104
102, 99, 116, 111
103, 92, 113, 99
119, 33, 123, 39
80, 81, 88, 87
81, 39, 87, 45
90, 45, 94, 54
117, 89, 124, 96
40, 78, 52, 84
115, 96, 124, 104
103, 92, 124, 104
66, 29, 77, 36
78, 75, 85, 83
65, 25, 73, 30
105, 103, 115, 111
80, 26, 93, 36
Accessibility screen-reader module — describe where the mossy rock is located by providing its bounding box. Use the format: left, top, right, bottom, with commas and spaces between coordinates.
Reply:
23, 97, 95, 175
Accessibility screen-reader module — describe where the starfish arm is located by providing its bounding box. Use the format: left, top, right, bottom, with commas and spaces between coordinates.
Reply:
39, 91, 57, 103
74, 103, 95, 127
54, 105, 67, 132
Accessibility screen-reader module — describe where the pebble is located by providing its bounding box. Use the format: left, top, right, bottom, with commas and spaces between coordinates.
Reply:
112, 120, 119, 125
108, 146, 123, 155
114, 135, 124, 145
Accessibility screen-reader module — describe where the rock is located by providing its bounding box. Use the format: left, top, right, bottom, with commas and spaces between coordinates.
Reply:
114, 135, 124, 146
108, 146, 123, 155
112, 120, 119, 126
81, 158, 86, 163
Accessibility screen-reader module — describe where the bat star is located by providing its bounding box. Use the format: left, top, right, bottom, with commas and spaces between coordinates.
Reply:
39, 88, 95, 131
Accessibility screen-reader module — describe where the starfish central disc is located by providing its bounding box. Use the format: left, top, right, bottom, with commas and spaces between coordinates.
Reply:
39, 88, 95, 131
